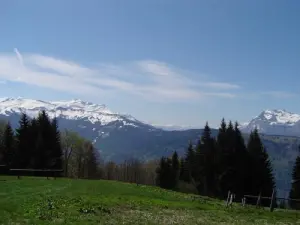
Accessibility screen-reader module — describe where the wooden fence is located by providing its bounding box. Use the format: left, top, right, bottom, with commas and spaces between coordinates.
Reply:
226, 189, 300, 212
0, 165, 63, 179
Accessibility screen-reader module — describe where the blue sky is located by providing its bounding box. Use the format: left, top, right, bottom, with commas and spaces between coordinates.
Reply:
0, 0, 299, 127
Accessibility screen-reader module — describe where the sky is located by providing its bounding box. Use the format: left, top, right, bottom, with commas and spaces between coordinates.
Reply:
0, 0, 300, 127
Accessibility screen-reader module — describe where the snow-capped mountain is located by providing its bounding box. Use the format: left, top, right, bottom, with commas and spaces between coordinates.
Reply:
0, 98, 298, 194
240, 109, 300, 136
0, 97, 203, 162
0, 97, 148, 128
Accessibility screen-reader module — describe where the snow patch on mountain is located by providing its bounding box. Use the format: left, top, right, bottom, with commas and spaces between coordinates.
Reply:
240, 109, 300, 136
0, 97, 143, 127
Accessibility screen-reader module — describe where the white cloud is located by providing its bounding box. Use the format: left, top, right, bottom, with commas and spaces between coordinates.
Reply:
14, 48, 24, 66
0, 50, 241, 102
202, 82, 240, 90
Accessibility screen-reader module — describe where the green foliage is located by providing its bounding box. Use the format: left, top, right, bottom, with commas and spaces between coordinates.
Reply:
15, 113, 31, 168
156, 152, 180, 190
166, 119, 276, 205
0, 111, 64, 173
289, 156, 300, 209
247, 128, 276, 203
2, 123, 15, 166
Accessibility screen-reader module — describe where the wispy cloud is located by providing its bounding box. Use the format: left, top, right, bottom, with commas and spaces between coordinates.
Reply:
261, 91, 297, 99
0, 50, 241, 102
14, 48, 24, 66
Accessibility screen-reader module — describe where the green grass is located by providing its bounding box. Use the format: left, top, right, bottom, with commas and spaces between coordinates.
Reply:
0, 176, 299, 224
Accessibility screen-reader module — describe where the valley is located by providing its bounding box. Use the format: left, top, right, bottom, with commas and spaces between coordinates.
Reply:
0, 97, 299, 197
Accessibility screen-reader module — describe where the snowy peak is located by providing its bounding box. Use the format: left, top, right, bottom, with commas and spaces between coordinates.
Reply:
0, 97, 141, 126
256, 109, 300, 125
240, 109, 300, 136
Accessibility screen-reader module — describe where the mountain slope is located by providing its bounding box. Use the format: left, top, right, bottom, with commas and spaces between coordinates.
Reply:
240, 109, 300, 136
0, 97, 151, 128
0, 98, 298, 196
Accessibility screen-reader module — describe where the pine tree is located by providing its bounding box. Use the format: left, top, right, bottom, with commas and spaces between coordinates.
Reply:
247, 128, 275, 205
2, 123, 15, 167
15, 113, 31, 168
49, 117, 62, 170
195, 122, 217, 196
289, 156, 300, 209
36, 110, 52, 169
84, 141, 98, 179
217, 118, 227, 151
156, 157, 174, 189
28, 118, 39, 168
179, 157, 185, 181
171, 151, 180, 188
233, 121, 250, 198
156, 157, 167, 188
183, 141, 196, 182
226, 121, 235, 153
216, 118, 230, 198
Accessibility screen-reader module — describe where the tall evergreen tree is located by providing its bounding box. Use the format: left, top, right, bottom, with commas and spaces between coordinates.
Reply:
247, 128, 275, 205
233, 121, 250, 197
36, 110, 52, 169
156, 157, 173, 189
49, 117, 62, 170
183, 141, 196, 182
220, 121, 248, 198
84, 141, 98, 179
217, 118, 227, 151
289, 156, 300, 209
2, 123, 15, 167
15, 113, 31, 168
216, 118, 230, 197
28, 118, 39, 168
195, 122, 217, 196
171, 151, 180, 188
179, 157, 185, 181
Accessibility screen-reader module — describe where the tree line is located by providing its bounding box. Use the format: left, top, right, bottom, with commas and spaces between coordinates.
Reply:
0, 112, 299, 209
0, 111, 157, 183
156, 120, 276, 205
0, 111, 62, 171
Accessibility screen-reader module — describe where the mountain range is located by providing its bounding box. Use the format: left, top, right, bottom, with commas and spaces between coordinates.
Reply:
0, 97, 299, 197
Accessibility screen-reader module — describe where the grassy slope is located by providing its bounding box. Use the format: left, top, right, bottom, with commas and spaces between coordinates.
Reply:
0, 177, 299, 225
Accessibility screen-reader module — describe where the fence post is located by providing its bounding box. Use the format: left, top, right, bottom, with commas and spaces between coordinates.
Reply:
270, 189, 275, 212
226, 190, 231, 207
256, 192, 261, 208
242, 197, 246, 207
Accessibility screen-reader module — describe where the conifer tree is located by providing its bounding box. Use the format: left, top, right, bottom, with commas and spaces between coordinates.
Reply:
15, 113, 31, 168
216, 118, 230, 197
171, 151, 180, 188
28, 118, 38, 168
36, 110, 52, 169
156, 157, 169, 189
289, 156, 300, 209
195, 122, 217, 196
184, 141, 196, 182
84, 141, 98, 179
2, 123, 15, 167
226, 121, 235, 153
179, 157, 185, 181
49, 117, 62, 170
247, 128, 275, 205
233, 121, 250, 197
217, 118, 227, 151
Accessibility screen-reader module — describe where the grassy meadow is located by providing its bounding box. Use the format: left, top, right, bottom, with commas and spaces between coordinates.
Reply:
0, 176, 299, 225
